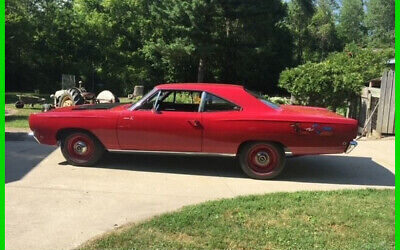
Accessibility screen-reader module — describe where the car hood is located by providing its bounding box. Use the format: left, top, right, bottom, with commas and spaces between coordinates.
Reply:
50, 103, 129, 112
72, 103, 126, 111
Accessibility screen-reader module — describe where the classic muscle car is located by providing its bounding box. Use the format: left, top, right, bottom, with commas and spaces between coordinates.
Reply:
29, 83, 358, 179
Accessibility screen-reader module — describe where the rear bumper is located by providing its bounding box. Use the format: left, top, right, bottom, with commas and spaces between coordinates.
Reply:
345, 140, 358, 153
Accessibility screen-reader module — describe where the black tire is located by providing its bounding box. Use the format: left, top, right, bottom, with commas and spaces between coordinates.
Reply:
58, 88, 84, 107
15, 101, 24, 109
60, 131, 104, 166
239, 142, 286, 180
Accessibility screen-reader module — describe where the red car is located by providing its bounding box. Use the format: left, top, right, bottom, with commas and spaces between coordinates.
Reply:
29, 83, 358, 179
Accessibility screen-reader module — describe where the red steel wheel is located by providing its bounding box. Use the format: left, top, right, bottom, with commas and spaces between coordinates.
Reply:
61, 132, 104, 166
239, 142, 286, 180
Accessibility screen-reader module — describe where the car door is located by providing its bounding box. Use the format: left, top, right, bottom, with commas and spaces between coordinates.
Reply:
200, 92, 243, 154
117, 89, 203, 152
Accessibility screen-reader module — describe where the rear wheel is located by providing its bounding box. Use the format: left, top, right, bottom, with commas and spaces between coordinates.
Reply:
239, 142, 286, 180
58, 88, 84, 107
60, 132, 104, 166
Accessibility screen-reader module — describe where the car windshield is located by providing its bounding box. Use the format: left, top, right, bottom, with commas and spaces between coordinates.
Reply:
245, 89, 280, 110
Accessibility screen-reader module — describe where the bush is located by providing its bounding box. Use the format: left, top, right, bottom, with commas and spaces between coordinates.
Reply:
262, 95, 291, 105
279, 45, 394, 110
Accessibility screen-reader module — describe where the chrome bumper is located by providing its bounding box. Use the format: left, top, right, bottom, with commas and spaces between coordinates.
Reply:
345, 140, 358, 154
28, 131, 40, 144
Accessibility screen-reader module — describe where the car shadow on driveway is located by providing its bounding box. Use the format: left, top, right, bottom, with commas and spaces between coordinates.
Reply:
281, 155, 394, 186
5, 132, 57, 184
63, 152, 394, 187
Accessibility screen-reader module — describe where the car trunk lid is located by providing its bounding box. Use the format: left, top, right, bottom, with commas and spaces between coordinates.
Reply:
280, 105, 344, 118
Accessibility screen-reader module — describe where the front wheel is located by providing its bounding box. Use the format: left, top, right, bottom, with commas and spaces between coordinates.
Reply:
239, 142, 286, 180
61, 132, 104, 166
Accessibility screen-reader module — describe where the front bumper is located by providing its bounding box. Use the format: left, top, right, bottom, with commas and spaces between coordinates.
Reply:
28, 131, 40, 144
345, 140, 358, 154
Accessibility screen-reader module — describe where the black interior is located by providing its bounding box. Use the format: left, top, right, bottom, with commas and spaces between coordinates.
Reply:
204, 103, 240, 111
159, 102, 199, 112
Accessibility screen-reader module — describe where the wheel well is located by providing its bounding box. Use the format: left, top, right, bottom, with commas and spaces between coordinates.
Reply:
237, 140, 287, 155
56, 128, 104, 148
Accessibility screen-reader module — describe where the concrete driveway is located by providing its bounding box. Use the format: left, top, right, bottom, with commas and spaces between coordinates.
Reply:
5, 135, 395, 250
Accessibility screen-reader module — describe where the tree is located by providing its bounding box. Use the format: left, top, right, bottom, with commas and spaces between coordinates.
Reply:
5, 0, 293, 94
365, 0, 395, 47
139, 0, 221, 85
141, 0, 292, 92
215, 0, 293, 91
73, 0, 147, 94
6, 0, 82, 92
5, 0, 35, 91
286, 0, 316, 64
338, 0, 366, 44
279, 45, 394, 110
305, 0, 342, 62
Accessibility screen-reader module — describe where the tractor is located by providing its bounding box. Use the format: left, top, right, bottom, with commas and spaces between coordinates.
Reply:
50, 77, 118, 108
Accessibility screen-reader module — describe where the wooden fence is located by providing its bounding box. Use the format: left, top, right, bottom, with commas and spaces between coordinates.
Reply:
376, 70, 395, 135
347, 69, 395, 136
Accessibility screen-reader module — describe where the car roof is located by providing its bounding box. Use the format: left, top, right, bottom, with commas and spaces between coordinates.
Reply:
156, 83, 244, 92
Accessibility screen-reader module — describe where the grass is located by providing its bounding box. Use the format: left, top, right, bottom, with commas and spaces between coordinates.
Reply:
5, 92, 133, 129
79, 189, 394, 250
5, 92, 51, 129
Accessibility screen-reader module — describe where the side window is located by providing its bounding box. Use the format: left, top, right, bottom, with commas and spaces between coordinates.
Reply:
203, 93, 241, 112
175, 91, 202, 104
158, 90, 202, 112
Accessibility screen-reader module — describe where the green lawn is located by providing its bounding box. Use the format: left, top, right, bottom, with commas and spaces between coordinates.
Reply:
5, 92, 51, 129
5, 92, 133, 129
79, 189, 394, 250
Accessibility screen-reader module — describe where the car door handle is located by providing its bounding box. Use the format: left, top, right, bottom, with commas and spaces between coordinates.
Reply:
188, 120, 202, 128
122, 116, 134, 120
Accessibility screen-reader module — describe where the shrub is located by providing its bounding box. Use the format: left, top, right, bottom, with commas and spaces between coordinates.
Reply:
279, 45, 394, 110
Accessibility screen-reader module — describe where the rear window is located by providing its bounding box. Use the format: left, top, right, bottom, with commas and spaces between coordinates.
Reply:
245, 89, 280, 110
203, 93, 241, 112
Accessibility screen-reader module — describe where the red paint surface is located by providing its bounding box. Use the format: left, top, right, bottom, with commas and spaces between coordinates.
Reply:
29, 83, 358, 155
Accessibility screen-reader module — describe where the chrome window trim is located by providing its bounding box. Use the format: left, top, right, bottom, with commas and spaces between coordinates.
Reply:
153, 90, 162, 110
198, 91, 207, 112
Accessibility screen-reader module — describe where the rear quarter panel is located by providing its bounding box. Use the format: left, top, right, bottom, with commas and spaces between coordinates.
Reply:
201, 111, 358, 155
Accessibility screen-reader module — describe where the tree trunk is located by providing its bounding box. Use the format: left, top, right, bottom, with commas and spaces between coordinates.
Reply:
197, 57, 205, 83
